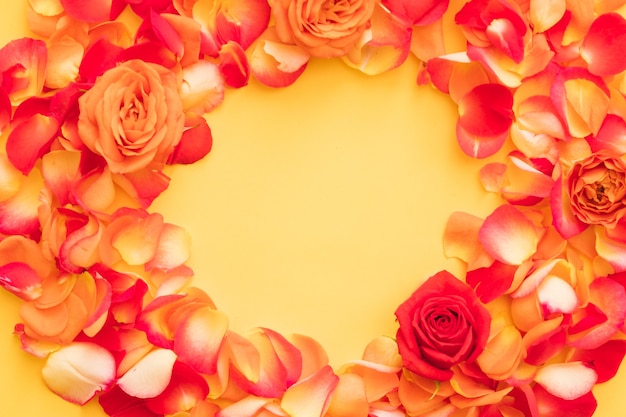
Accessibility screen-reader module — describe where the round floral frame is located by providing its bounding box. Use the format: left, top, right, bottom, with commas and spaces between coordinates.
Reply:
1, 0, 626, 416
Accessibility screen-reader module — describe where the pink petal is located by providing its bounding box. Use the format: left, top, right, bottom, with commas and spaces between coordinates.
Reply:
383, 0, 448, 26
60, 0, 113, 22
589, 114, 626, 155
570, 340, 626, 383
535, 362, 597, 400
42, 342, 116, 405
213, 0, 271, 50
549, 176, 588, 239
457, 83, 513, 158
458, 83, 514, 138
466, 261, 517, 303
218, 41, 250, 88
173, 306, 229, 374
118, 348, 178, 398
569, 277, 626, 349
0, 38, 47, 105
6, 114, 60, 175
145, 361, 209, 414
167, 113, 213, 165
99, 385, 160, 417
580, 13, 626, 76
148, 10, 185, 58
485, 17, 525, 63
478, 204, 540, 265
281, 366, 339, 417
0, 262, 43, 301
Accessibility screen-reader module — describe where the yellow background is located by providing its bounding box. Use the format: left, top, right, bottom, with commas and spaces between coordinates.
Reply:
0, 2, 624, 415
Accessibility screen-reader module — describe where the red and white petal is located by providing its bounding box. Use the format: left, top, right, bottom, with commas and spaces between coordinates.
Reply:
570, 340, 626, 383
173, 306, 229, 374
537, 276, 578, 314
41, 342, 116, 405
478, 204, 540, 265
534, 362, 597, 400
118, 348, 178, 398
533, 384, 597, 417
281, 366, 339, 417
580, 13, 626, 76
144, 361, 209, 414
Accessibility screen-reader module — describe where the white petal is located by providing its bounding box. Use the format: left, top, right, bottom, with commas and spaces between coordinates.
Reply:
537, 275, 578, 314
117, 348, 177, 398
42, 342, 116, 405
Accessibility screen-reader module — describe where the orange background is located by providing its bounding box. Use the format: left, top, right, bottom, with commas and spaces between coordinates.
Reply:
0, 2, 624, 415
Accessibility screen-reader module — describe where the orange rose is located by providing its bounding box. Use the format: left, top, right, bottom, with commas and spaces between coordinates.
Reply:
78, 60, 185, 174
567, 152, 626, 227
272, 0, 375, 58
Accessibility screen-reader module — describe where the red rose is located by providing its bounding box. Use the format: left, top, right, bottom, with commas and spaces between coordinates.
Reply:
395, 270, 491, 380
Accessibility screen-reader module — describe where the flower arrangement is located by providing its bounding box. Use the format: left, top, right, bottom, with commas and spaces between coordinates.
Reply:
0, 0, 625, 416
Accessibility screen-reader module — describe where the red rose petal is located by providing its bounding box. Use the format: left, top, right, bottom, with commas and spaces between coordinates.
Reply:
581, 13, 626, 76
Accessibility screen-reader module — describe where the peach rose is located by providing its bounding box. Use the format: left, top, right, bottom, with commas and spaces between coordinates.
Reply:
77, 60, 185, 174
272, 0, 375, 57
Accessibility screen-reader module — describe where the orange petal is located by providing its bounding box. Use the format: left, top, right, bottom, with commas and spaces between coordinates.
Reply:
281, 366, 339, 417
326, 374, 369, 417
443, 211, 493, 269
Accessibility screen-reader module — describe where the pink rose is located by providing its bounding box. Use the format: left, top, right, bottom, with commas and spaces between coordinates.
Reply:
395, 270, 491, 380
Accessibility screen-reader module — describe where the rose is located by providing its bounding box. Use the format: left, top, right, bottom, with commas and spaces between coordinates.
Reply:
395, 270, 491, 381
77, 59, 185, 174
566, 152, 626, 227
271, 0, 375, 58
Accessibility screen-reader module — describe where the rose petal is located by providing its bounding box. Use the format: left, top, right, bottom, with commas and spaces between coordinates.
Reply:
534, 362, 597, 400
42, 342, 116, 405
580, 13, 626, 76
174, 306, 229, 374
118, 348, 178, 399
478, 204, 540, 265
281, 366, 339, 417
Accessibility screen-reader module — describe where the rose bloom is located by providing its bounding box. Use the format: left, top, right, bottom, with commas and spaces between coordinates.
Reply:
272, 0, 375, 58
395, 270, 491, 381
567, 152, 626, 227
78, 59, 185, 174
